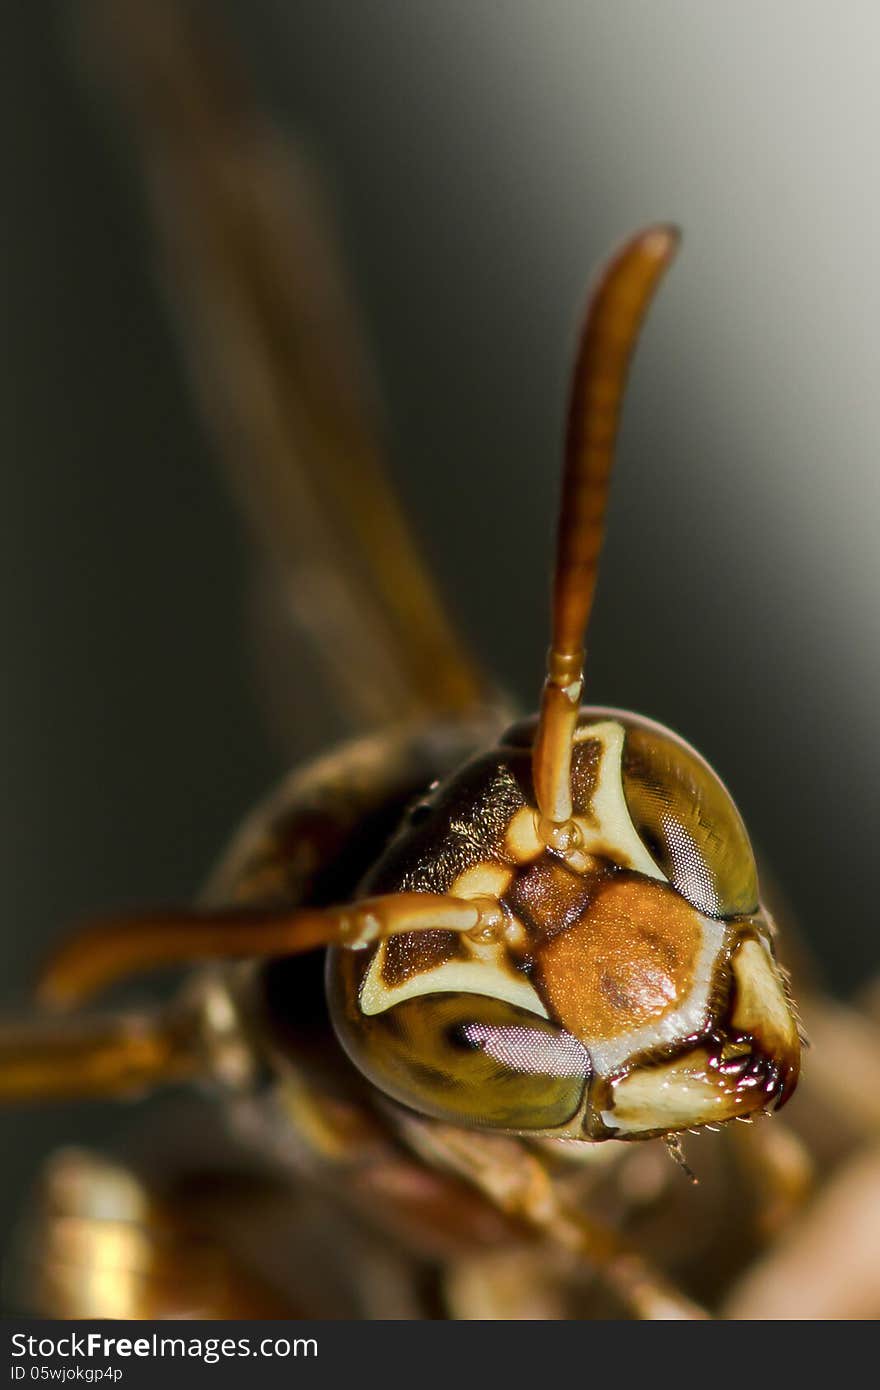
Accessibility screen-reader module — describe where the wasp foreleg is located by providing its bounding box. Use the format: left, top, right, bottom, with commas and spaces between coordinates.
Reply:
0, 1004, 202, 1104
395, 1115, 708, 1320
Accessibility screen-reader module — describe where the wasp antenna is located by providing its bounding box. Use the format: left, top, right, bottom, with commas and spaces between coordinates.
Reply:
532, 225, 680, 840
36, 892, 501, 1011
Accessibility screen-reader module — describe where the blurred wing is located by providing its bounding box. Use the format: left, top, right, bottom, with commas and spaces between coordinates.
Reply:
86, 0, 490, 752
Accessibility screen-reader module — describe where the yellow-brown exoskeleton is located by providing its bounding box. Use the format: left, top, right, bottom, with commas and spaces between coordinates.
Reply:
326, 230, 800, 1146
1, 2, 805, 1321
327, 707, 800, 1143
29, 228, 801, 1149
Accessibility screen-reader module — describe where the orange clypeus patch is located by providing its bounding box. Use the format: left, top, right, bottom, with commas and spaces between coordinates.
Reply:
535, 876, 703, 1042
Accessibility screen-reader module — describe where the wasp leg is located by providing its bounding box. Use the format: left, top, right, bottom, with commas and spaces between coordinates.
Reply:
0, 1006, 203, 1104
795, 993, 880, 1143
729, 1116, 815, 1239
0, 965, 266, 1104
9, 1148, 295, 1318
396, 1116, 708, 1320
444, 1249, 565, 1320
722, 1142, 880, 1320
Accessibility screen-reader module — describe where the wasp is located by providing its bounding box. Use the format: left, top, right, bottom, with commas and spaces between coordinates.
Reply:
4, 0, 880, 1322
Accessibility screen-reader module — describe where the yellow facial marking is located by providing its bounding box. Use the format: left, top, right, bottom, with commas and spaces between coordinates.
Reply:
573, 721, 664, 879
361, 857, 542, 1021
360, 952, 548, 1020
504, 806, 544, 864
731, 938, 800, 1060
603, 1046, 769, 1135
451, 862, 513, 900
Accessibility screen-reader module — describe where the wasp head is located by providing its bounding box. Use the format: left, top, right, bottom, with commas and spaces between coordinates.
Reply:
327, 711, 801, 1141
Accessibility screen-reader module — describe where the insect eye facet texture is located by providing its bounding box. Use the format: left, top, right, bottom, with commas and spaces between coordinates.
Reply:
327, 975, 590, 1131
620, 719, 759, 919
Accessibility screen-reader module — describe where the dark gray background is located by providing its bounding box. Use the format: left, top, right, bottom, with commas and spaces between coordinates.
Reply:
1, 1, 878, 1262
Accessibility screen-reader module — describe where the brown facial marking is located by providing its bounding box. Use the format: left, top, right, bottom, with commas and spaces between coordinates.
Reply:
534, 876, 703, 1042
570, 737, 602, 824
381, 930, 467, 988
503, 854, 601, 946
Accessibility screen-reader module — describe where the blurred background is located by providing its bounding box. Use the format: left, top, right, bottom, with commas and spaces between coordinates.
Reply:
1, 0, 878, 1271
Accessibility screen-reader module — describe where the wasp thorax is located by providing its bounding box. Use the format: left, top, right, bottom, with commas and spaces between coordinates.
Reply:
326, 709, 801, 1142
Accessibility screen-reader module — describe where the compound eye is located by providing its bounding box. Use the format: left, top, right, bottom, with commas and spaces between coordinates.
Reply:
328, 962, 590, 1131
621, 724, 759, 918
